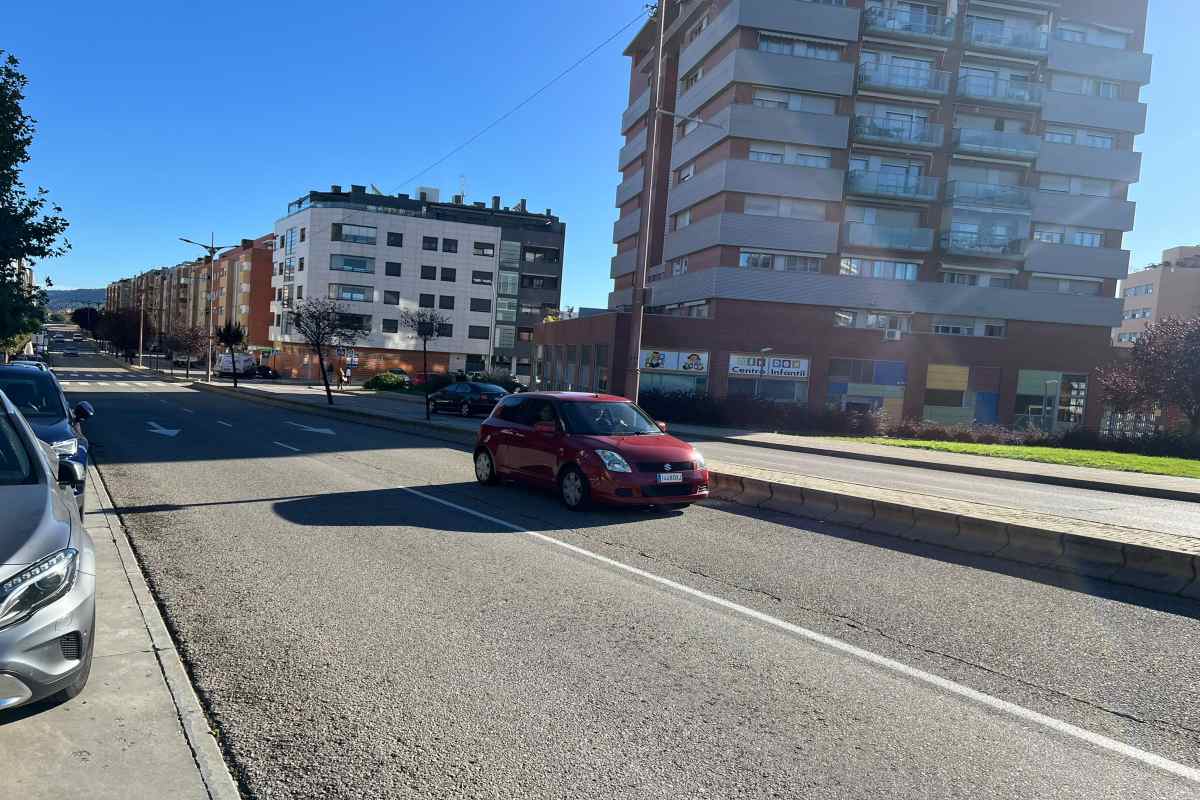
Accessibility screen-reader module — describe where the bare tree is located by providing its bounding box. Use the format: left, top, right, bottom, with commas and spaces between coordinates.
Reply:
177, 326, 206, 380
398, 308, 451, 420
289, 298, 365, 405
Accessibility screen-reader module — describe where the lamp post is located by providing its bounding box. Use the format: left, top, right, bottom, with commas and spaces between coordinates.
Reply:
180, 235, 238, 383
758, 346, 774, 398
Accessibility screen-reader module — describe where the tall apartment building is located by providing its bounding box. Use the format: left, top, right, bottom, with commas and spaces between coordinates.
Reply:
1116, 246, 1200, 345
211, 236, 274, 347
540, 0, 1151, 430
270, 185, 566, 381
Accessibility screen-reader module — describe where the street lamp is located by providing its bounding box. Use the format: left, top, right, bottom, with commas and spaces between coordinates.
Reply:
759, 347, 774, 398
180, 235, 238, 383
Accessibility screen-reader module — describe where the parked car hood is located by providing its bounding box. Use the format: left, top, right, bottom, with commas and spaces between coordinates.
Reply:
576, 433, 697, 460
0, 483, 72, 580
25, 416, 72, 446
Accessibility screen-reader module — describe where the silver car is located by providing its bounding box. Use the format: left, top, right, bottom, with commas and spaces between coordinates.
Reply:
0, 389, 96, 711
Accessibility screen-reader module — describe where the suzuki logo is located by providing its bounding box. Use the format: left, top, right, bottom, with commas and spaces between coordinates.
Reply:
663, 463, 672, 471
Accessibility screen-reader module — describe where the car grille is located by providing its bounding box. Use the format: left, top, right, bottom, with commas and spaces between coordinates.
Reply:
60, 632, 82, 661
636, 461, 694, 473
642, 483, 697, 498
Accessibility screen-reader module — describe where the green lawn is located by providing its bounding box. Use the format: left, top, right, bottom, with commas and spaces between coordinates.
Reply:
852, 437, 1200, 479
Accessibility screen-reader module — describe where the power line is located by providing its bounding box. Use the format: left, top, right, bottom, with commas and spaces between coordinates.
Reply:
400, 7, 652, 188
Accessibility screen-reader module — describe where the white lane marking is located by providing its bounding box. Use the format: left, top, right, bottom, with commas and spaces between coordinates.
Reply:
181, 408, 195, 414
146, 421, 180, 437
217, 421, 233, 428
273, 441, 300, 452
158, 399, 170, 405
396, 485, 1200, 785
285, 421, 335, 436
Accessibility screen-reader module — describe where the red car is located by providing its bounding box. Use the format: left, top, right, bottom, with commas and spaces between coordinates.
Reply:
473, 392, 709, 510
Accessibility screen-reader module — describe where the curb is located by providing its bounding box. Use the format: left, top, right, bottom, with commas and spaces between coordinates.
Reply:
681, 431, 1200, 505
89, 465, 241, 800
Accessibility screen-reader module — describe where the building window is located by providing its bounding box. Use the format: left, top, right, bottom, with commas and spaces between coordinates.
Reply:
741, 251, 774, 270
943, 271, 978, 286
518, 327, 533, 342
382, 318, 399, 333
383, 290, 400, 305
1087, 132, 1115, 150
440, 267, 456, 282
470, 297, 491, 313
419, 294, 434, 308
495, 325, 516, 349
473, 242, 495, 257
382, 261, 401, 277
674, 209, 691, 229
1030, 276, 1102, 295
299, 227, 306, 242
1073, 230, 1104, 248
934, 318, 974, 336
330, 255, 375, 274
420, 265, 436, 280
297, 286, 304, 299
678, 163, 695, 183
298, 257, 305, 271
496, 297, 518, 322
925, 389, 966, 407
523, 246, 560, 264
328, 284, 372, 302
671, 258, 688, 276
681, 68, 703, 92
1033, 227, 1064, 244
744, 194, 826, 220
759, 33, 840, 61
749, 143, 785, 164
984, 321, 1008, 337
331, 223, 377, 245
472, 270, 493, 286
840, 258, 918, 281
437, 323, 453, 337
285, 228, 296, 254
422, 236, 438, 251
497, 271, 518, 296
439, 295, 455, 310
520, 274, 559, 290
337, 314, 372, 332
468, 325, 490, 340
442, 238, 458, 253
1044, 126, 1074, 144
387, 232, 403, 247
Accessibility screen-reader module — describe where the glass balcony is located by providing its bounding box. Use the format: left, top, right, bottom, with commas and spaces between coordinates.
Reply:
945, 180, 1033, 210
845, 222, 934, 252
940, 231, 1027, 260
846, 171, 941, 202
864, 7, 955, 42
852, 116, 944, 149
858, 63, 950, 97
956, 76, 1044, 107
963, 18, 1048, 54
953, 128, 1041, 160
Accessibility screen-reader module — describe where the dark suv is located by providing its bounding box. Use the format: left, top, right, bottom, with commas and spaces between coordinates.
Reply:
0, 366, 94, 512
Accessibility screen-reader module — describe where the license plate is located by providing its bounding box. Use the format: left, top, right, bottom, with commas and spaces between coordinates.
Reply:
657, 473, 683, 483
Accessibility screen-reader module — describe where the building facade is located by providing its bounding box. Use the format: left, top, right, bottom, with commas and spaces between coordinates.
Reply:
212, 236, 274, 347
270, 185, 566, 381
1116, 247, 1200, 345
541, 0, 1151, 430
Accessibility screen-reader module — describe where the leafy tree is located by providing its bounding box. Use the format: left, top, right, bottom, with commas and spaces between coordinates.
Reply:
95, 309, 142, 360
159, 333, 182, 375
289, 298, 364, 405
176, 326, 206, 380
0, 52, 68, 360
215, 321, 247, 387
398, 308, 450, 420
70, 306, 99, 333
1108, 317, 1200, 435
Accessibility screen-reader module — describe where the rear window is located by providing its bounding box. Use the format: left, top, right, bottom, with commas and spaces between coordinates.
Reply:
0, 413, 34, 485
0, 374, 66, 419
559, 401, 660, 436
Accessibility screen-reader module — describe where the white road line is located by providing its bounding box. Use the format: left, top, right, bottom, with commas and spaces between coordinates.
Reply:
217, 421, 233, 428
273, 441, 300, 452
181, 408, 195, 414
396, 484, 1200, 785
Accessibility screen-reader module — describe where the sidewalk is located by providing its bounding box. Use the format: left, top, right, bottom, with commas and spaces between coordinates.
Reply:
0, 469, 239, 800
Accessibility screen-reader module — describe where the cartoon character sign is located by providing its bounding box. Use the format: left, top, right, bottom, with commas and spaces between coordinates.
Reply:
644, 350, 666, 370
682, 353, 704, 371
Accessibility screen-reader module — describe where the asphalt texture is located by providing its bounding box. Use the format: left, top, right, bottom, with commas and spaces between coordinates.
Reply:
52, 350, 1200, 800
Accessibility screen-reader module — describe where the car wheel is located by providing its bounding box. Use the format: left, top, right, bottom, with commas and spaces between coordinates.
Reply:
54, 609, 95, 703
474, 449, 500, 486
460, 402, 472, 417
558, 466, 591, 511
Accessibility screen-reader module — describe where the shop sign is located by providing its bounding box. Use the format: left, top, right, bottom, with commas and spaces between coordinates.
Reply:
728, 353, 809, 378
640, 349, 709, 373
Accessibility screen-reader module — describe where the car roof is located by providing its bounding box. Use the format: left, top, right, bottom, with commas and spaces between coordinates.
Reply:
0, 363, 53, 377
518, 391, 631, 403
9, 361, 48, 371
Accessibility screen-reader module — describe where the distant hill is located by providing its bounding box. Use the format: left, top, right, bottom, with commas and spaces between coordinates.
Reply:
46, 289, 105, 310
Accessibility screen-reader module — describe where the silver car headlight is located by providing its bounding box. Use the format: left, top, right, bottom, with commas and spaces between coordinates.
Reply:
594, 449, 632, 473
692, 450, 706, 469
51, 438, 78, 457
0, 548, 79, 630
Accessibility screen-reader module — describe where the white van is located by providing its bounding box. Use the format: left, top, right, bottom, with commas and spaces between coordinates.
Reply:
217, 353, 257, 376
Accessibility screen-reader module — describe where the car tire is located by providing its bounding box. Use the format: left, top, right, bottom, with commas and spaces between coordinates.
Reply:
558, 466, 591, 511
474, 448, 500, 486
54, 610, 95, 703
460, 402, 472, 417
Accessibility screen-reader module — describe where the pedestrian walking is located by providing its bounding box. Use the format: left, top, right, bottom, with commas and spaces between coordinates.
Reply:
336, 367, 345, 391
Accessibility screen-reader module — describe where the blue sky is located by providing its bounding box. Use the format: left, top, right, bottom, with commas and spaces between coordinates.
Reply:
7, 0, 1199, 307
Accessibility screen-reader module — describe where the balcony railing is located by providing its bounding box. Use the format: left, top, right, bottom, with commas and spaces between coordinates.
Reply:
956, 76, 1044, 107
845, 222, 934, 252
864, 7, 955, 41
945, 180, 1033, 210
940, 231, 1027, 260
953, 128, 1041, 160
963, 18, 1048, 53
852, 115, 944, 148
846, 171, 941, 202
858, 63, 950, 96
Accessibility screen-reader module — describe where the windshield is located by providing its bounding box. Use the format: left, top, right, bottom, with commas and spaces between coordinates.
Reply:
559, 401, 661, 436
476, 384, 507, 394
0, 413, 34, 485
0, 374, 67, 419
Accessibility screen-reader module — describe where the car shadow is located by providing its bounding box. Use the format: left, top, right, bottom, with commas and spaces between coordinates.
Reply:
0, 693, 71, 725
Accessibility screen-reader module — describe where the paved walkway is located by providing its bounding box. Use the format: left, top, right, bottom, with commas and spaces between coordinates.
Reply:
0, 469, 239, 800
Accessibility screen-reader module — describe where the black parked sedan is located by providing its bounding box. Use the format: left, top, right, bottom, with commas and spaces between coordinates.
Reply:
251, 366, 280, 379
428, 382, 508, 417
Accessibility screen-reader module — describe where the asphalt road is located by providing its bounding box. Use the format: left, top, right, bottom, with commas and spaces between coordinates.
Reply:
53, 351, 1200, 799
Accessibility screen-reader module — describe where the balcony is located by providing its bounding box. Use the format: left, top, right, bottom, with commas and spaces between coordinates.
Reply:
953, 128, 1041, 160
956, 76, 1043, 107
1026, 241, 1130, 280
846, 171, 940, 202
963, 18, 1047, 56
613, 210, 642, 244
857, 63, 950, 97
666, 159, 844, 217
676, 48, 854, 120
945, 181, 1033, 211
844, 222, 934, 253
864, 7, 955, 43
1031, 190, 1136, 232
1048, 36, 1152, 85
1036, 140, 1141, 183
621, 90, 650, 134
671, 103, 849, 170
852, 116, 944, 149
662, 212, 839, 262
940, 231, 1027, 261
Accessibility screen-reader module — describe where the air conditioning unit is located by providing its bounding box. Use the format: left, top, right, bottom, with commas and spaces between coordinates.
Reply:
884, 329, 903, 341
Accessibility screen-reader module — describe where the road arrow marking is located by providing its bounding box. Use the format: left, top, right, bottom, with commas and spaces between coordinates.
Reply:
147, 421, 180, 437
285, 421, 335, 436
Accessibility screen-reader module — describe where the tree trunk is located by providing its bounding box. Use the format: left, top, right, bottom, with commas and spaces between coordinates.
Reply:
423, 338, 430, 421
317, 349, 333, 405
230, 346, 238, 388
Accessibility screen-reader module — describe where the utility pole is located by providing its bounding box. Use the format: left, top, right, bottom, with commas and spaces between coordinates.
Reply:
180, 234, 237, 382
137, 287, 145, 367
624, 1, 668, 403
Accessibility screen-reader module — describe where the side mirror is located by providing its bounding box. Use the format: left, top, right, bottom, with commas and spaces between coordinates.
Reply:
656, 420, 668, 432
533, 421, 557, 434
58, 459, 85, 486
73, 401, 95, 422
